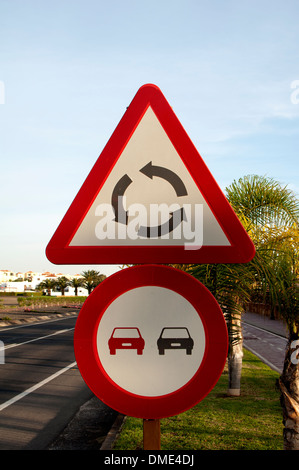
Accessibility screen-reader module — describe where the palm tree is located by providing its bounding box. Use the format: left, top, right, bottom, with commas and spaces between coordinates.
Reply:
188, 175, 299, 398
189, 261, 255, 396
55, 276, 70, 296
81, 270, 106, 294
70, 277, 84, 296
37, 278, 57, 296
272, 228, 299, 449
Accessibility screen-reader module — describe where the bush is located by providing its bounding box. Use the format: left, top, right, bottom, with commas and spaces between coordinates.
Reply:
17, 295, 87, 307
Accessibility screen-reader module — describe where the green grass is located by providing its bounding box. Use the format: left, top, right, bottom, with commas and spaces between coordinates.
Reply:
113, 349, 283, 450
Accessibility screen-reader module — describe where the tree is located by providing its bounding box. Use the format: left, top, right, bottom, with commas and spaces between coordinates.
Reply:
70, 277, 84, 296
55, 276, 70, 296
188, 175, 299, 398
272, 228, 299, 449
188, 261, 256, 396
81, 270, 106, 294
37, 278, 57, 296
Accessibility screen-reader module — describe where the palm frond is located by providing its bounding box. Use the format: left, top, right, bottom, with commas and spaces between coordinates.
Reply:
188, 174, 299, 351
226, 175, 299, 228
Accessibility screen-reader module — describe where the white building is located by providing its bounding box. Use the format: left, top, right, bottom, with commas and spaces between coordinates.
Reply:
0, 269, 88, 295
0, 282, 26, 293
50, 286, 89, 297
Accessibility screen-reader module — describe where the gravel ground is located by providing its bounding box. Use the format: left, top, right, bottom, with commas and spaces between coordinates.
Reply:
48, 396, 121, 450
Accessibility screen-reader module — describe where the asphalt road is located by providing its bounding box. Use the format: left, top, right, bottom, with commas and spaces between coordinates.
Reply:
0, 315, 95, 450
243, 316, 287, 374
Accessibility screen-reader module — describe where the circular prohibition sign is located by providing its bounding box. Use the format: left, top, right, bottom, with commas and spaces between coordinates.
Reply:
74, 264, 228, 419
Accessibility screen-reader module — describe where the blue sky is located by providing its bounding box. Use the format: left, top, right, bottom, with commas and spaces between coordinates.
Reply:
1, 0, 299, 277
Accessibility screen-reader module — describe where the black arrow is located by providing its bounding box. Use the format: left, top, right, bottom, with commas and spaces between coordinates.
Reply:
139, 162, 188, 197
111, 174, 132, 224
138, 207, 187, 238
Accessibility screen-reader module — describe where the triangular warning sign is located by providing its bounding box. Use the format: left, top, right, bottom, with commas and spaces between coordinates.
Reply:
46, 84, 255, 265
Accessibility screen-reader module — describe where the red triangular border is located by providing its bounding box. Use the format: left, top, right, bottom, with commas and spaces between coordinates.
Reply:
46, 84, 255, 265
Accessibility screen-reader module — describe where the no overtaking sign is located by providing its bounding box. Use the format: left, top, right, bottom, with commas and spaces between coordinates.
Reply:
74, 265, 228, 419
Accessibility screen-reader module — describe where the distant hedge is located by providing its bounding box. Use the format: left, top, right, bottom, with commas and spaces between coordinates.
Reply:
17, 295, 87, 307
0, 292, 41, 297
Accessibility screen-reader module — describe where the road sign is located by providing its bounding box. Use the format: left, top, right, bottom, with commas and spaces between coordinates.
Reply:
46, 84, 255, 265
74, 264, 228, 419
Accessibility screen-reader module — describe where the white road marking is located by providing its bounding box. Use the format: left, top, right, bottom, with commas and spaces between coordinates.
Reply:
0, 361, 77, 412
4, 328, 74, 350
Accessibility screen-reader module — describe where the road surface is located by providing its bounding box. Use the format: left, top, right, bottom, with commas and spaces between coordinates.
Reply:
243, 317, 287, 374
0, 314, 93, 450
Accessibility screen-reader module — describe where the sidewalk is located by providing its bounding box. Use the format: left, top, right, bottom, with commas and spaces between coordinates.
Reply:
243, 310, 288, 338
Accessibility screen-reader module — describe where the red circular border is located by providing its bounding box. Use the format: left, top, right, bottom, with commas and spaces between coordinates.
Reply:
74, 265, 228, 419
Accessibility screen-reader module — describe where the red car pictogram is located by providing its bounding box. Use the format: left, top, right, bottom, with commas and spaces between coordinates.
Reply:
108, 327, 145, 355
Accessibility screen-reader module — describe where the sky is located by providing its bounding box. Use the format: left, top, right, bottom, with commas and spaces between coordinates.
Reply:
1, 0, 299, 278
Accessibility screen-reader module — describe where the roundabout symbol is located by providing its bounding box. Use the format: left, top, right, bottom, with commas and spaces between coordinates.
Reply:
111, 161, 188, 238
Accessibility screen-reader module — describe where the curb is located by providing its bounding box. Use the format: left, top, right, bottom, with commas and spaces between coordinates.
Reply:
0, 311, 79, 327
100, 414, 126, 450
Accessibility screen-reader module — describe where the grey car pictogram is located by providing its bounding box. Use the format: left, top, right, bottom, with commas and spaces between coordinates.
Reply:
157, 327, 194, 355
